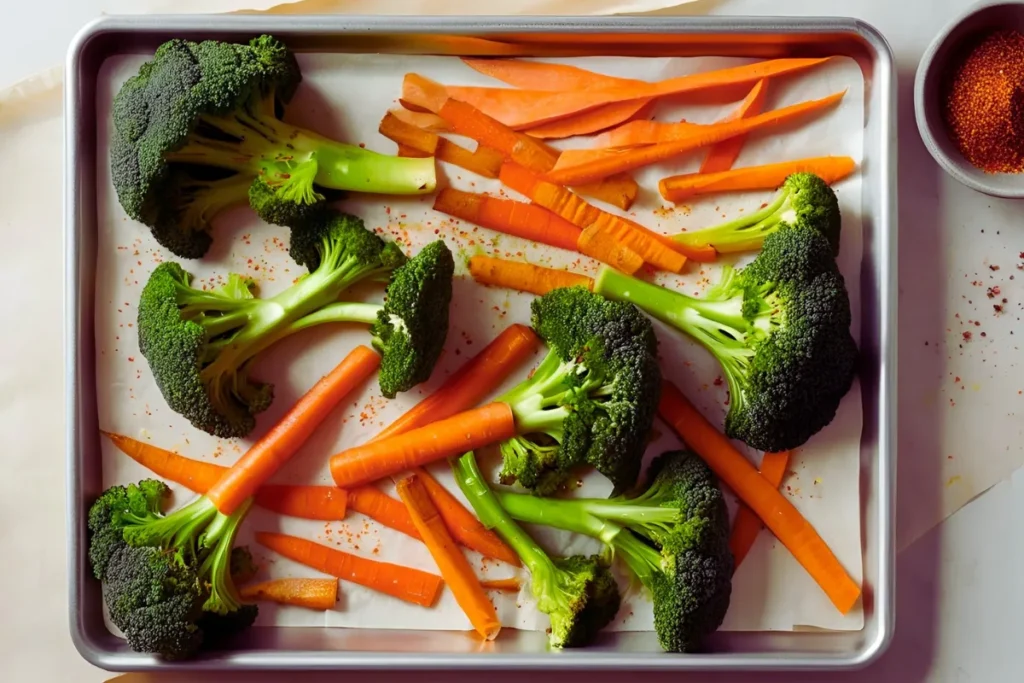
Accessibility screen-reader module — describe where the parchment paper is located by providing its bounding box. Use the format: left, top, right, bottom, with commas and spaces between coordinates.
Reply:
95, 50, 865, 635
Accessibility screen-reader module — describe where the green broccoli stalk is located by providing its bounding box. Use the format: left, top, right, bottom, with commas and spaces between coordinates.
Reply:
87, 480, 258, 661
493, 287, 662, 495
452, 452, 621, 649
138, 209, 453, 438
672, 173, 842, 256
593, 223, 857, 453
111, 35, 436, 259
494, 451, 733, 653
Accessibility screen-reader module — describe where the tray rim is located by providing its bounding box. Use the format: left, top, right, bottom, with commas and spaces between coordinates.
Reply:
64, 13, 897, 672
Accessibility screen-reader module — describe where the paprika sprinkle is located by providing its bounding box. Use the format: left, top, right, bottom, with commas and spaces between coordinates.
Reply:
942, 29, 1024, 174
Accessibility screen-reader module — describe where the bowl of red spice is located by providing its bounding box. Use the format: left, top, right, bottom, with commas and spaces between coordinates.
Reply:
916, 1, 1024, 197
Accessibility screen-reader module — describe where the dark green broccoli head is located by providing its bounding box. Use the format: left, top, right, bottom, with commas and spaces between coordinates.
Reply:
650, 539, 733, 653
372, 239, 455, 398
672, 172, 842, 256
499, 286, 661, 494
87, 479, 169, 579
104, 544, 206, 661
196, 605, 260, 649
549, 555, 622, 648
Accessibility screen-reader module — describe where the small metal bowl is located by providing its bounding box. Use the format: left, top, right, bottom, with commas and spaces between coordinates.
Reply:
914, 1, 1024, 198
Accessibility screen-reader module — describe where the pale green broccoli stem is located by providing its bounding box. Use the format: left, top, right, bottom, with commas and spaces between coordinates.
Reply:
498, 350, 577, 438
452, 452, 557, 575
672, 187, 793, 253
165, 108, 436, 196
177, 175, 254, 229
609, 526, 662, 586
198, 497, 254, 614
497, 491, 680, 540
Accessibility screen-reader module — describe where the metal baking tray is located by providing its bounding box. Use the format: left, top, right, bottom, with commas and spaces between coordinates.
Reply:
65, 14, 897, 672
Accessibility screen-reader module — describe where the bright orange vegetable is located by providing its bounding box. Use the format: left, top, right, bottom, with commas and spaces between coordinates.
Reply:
659, 156, 857, 202
255, 532, 443, 607
206, 345, 381, 515
657, 381, 861, 614
525, 101, 653, 139
700, 79, 768, 174
550, 91, 847, 184
396, 475, 501, 640
575, 223, 646, 274
443, 58, 830, 130
433, 188, 581, 252
480, 577, 522, 592
729, 450, 791, 568
379, 112, 502, 178
379, 111, 439, 154
330, 403, 518, 488
346, 486, 421, 539
469, 255, 594, 296
397, 143, 429, 158
388, 107, 450, 133
239, 578, 339, 611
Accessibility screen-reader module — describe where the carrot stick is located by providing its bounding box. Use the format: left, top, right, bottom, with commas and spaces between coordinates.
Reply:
379, 111, 440, 155
572, 174, 640, 212
397, 143, 429, 158
499, 162, 687, 272
206, 345, 381, 516
461, 57, 642, 91
389, 107, 450, 133
239, 578, 339, 611
330, 403, 517, 489
700, 79, 768, 174
729, 450, 791, 568
657, 381, 860, 614
380, 112, 502, 178
433, 188, 581, 252
550, 91, 847, 184
469, 255, 594, 296
102, 431, 351, 521
659, 156, 857, 202
346, 486, 422, 539
525, 100, 652, 139
411, 467, 521, 567
396, 475, 501, 640
480, 577, 522, 592
254, 531, 443, 607
444, 58, 830, 129
373, 324, 541, 442
576, 223, 646, 275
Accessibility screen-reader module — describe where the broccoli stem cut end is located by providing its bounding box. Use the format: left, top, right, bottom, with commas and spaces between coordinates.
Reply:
672, 186, 791, 253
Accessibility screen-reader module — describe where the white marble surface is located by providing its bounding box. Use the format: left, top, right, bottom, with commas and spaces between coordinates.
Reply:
2, 1, 1022, 681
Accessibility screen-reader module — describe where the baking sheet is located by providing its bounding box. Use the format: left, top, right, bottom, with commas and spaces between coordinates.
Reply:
94, 50, 864, 637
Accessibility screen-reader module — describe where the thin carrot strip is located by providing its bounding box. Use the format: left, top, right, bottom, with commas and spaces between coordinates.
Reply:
480, 577, 522, 592
379, 112, 440, 155
389, 107, 450, 133
657, 381, 861, 614
438, 140, 505, 179
346, 486, 421, 539
525, 100, 652, 139
461, 57, 642, 90
206, 345, 381, 515
700, 79, 768, 174
659, 156, 857, 202
373, 324, 540, 442
444, 58, 830, 129
411, 467, 521, 567
101, 431, 351, 521
729, 450, 792, 568
254, 531, 443, 607
469, 255, 593, 297
381, 111, 501, 178
239, 578, 339, 611
550, 91, 847, 184
397, 475, 502, 640
330, 403, 518, 489
433, 188, 581, 252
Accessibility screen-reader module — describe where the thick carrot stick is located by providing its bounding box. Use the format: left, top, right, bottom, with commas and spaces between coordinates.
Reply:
499, 162, 689, 272
396, 475, 502, 640
389, 107, 450, 133
438, 140, 505, 179
525, 100, 652, 139
373, 324, 541, 442
444, 58, 830, 129
102, 431, 351, 521
380, 112, 502, 178
206, 345, 381, 515
411, 467, 521, 567
576, 223, 646, 275
550, 91, 847, 184
330, 403, 517, 489
700, 79, 768, 174
659, 156, 857, 202
729, 450, 791, 568
480, 577, 522, 592
346, 486, 421, 539
254, 532, 443, 607
397, 143, 429, 158
379, 111, 440, 155
239, 578, 339, 611
469, 255, 594, 296
573, 173, 640, 212
657, 381, 860, 614
433, 188, 581, 252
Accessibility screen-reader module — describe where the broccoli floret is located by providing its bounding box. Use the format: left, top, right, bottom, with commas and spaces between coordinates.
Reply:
594, 223, 857, 453
453, 452, 621, 649
137, 209, 453, 437
496, 287, 661, 494
111, 35, 435, 259
496, 451, 733, 653
86, 479, 260, 661
672, 173, 841, 256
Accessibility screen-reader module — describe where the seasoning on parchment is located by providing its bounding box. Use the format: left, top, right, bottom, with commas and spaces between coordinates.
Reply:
942, 29, 1024, 174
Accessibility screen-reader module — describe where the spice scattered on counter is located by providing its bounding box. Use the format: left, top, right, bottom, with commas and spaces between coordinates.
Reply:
942, 29, 1024, 173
